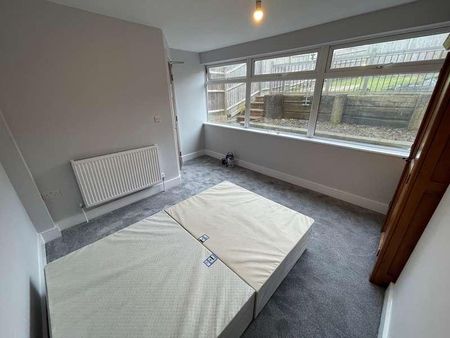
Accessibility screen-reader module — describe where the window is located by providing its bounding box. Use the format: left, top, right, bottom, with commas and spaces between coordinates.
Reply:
254, 52, 317, 75
205, 31, 449, 153
330, 33, 448, 69
249, 80, 315, 135
316, 73, 439, 149
206, 62, 247, 127
207, 63, 246, 80
207, 82, 246, 126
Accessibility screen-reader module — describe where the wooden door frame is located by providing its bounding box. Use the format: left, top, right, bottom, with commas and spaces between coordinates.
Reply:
371, 53, 450, 286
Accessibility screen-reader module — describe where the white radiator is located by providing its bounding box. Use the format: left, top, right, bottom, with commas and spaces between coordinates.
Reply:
71, 145, 162, 208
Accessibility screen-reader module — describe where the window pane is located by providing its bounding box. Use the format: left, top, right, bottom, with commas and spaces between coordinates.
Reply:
330, 33, 448, 69
207, 82, 246, 126
207, 63, 246, 80
247, 80, 315, 135
254, 52, 318, 75
315, 73, 439, 149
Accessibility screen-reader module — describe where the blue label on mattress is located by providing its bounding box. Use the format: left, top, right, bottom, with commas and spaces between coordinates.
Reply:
198, 234, 209, 243
203, 254, 217, 267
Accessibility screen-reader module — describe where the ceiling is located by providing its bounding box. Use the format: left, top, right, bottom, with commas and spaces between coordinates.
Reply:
49, 0, 416, 52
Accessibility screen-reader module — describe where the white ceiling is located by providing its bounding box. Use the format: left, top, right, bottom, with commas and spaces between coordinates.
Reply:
49, 0, 415, 52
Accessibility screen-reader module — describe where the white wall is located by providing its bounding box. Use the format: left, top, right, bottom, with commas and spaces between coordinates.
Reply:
0, 161, 44, 338
169, 49, 207, 160
0, 0, 180, 229
200, 0, 450, 63
0, 110, 55, 234
204, 124, 405, 212
383, 187, 450, 338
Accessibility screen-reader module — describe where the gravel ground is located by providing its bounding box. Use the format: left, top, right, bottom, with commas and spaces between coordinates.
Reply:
257, 118, 417, 143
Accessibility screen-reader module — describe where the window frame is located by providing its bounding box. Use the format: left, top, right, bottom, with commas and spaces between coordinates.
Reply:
204, 28, 449, 152
206, 60, 247, 82
326, 30, 449, 72
251, 49, 320, 79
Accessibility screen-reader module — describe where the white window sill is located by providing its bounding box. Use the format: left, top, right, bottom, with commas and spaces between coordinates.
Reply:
203, 122, 410, 159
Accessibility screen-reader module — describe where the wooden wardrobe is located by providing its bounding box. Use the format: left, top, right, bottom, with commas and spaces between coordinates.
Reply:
371, 52, 450, 287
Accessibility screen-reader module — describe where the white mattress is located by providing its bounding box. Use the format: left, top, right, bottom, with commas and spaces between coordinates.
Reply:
45, 211, 255, 338
165, 181, 314, 317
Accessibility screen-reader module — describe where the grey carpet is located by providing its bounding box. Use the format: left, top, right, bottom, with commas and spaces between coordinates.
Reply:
46, 155, 385, 338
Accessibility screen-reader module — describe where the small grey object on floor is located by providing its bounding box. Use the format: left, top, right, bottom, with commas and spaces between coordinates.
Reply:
46, 156, 385, 338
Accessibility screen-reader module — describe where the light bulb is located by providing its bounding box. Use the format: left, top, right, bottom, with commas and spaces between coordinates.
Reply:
253, 8, 264, 22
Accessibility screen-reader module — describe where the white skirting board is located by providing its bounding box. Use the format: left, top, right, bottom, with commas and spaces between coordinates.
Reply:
40, 226, 62, 243
204, 149, 389, 214
56, 176, 181, 231
378, 283, 394, 338
181, 150, 205, 163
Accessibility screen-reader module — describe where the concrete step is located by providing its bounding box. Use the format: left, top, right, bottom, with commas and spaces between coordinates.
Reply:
250, 102, 264, 108
253, 96, 264, 102
250, 109, 264, 116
